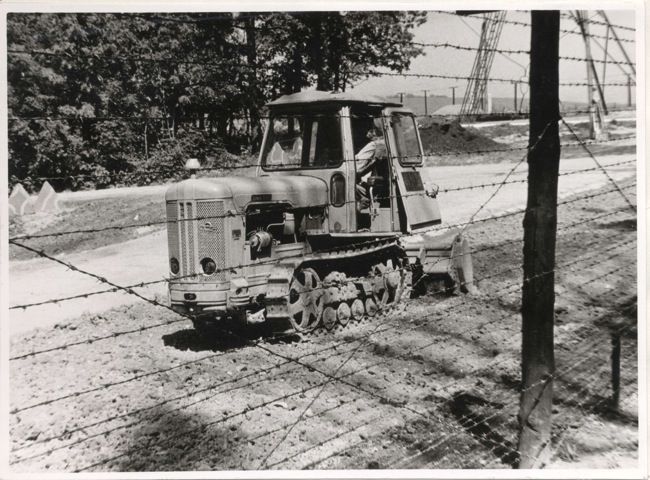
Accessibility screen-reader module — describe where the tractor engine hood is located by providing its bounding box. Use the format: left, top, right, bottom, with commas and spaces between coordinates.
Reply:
165, 175, 328, 211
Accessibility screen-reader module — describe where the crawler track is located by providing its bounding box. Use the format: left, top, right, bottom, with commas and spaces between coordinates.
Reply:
265, 241, 414, 335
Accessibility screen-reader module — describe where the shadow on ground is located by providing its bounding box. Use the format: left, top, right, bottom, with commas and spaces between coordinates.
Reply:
106, 405, 254, 471
162, 322, 302, 353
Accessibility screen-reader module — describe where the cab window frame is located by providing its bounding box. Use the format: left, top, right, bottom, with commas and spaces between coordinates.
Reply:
260, 108, 344, 172
390, 113, 423, 167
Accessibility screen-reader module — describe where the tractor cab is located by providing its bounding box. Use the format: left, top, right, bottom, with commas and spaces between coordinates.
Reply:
257, 91, 442, 236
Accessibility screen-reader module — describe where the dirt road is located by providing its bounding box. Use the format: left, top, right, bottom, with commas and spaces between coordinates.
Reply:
9, 153, 636, 334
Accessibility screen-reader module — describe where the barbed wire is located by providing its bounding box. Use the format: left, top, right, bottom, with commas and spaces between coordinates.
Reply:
70, 302, 418, 471
77, 283, 633, 472
7, 107, 637, 125
9, 146, 637, 244
6, 47, 636, 89
9, 180, 636, 325
16, 184, 633, 315
6, 117, 635, 188
431, 355, 623, 469
6, 114, 632, 448
360, 70, 633, 87
559, 117, 636, 211
305, 286, 636, 470
10, 232, 635, 464
11, 328, 392, 457
7, 48, 265, 71
558, 12, 636, 32
539, 367, 637, 467
293, 312, 636, 469
8, 132, 636, 188
12, 268, 636, 470
266, 248, 637, 469
9, 197, 634, 314
441, 159, 635, 193
392, 317, 636, 469
6, 11, 639, 470
412, 41, 634, 66
461, 121, 554, 236
8, 215, 632, 404
26, 9, 633, 36
10, 42, 635, 76
11, 340, 377, 461
431, 10, 635, 44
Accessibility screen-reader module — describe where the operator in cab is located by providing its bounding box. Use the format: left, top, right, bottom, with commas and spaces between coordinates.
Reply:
355, 119, 387, 210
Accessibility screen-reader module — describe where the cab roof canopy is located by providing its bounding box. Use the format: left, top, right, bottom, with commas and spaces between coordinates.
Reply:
267, 90, 401, 109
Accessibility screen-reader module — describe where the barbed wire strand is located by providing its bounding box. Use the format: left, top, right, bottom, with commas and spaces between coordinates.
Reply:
412, 42, 634, 66
9, 199, 634, 312
392, 320, 636, 469
11, 144, 637, 243
11, 240, 632, 464
559, 117, 636, 211
430, 10, 635, 44
304, 291, 636, 470
9, 181, 636, 330
303, 318, 635, 470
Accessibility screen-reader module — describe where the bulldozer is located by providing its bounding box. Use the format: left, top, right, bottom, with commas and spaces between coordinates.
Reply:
165, 91, 474, 335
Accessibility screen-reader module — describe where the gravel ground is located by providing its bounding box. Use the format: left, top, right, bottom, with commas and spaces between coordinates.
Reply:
8, 179, 638, 473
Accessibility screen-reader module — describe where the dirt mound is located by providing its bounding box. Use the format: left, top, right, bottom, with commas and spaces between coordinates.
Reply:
418, 118, 502, 155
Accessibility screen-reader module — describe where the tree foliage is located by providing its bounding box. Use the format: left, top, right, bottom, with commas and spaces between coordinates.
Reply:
7, 11, 425, 191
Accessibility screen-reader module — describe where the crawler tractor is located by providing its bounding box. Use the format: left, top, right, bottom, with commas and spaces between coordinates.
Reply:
165, 91, 474, 335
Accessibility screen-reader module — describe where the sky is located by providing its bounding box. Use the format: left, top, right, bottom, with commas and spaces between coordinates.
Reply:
350, 10, 636, 107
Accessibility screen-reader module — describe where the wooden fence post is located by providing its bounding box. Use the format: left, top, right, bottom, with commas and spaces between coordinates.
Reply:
517, 10, 560, 468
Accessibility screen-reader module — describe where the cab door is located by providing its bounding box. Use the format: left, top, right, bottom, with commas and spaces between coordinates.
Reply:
385, 110, 442, 233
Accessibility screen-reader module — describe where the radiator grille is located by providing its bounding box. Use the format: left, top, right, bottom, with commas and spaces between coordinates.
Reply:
187, 202, 196, 277
402, 171, 425, 192
167, 200, 226, 282
178, 203, 188, 276
166, 202, 179, 270
197, 201, 226, 281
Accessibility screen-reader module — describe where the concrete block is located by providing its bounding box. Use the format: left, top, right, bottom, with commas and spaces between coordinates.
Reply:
34, 181, 59, 213
9, 183, 35, 216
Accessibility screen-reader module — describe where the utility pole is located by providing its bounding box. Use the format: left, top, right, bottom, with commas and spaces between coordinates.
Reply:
601, 23, 610, 100
518, 10, 560, 469
599, 11, 636, 76
450, 86, 457, 105
422, 89, 429, 116
512, 81, 518, 112
575, 11, 608, 115
573, 10, 608, 140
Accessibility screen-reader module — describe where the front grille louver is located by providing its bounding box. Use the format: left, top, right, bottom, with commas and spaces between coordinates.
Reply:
166, 200, 226, 282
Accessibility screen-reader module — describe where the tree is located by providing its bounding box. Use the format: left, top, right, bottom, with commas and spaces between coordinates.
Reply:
7, 11, 427, 191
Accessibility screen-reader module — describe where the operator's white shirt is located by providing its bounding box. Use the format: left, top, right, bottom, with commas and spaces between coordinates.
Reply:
355, 139, 386, 180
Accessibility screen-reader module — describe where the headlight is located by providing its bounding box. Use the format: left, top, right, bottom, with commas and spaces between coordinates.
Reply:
170, 257, 180, 274
201, 257, 217, 275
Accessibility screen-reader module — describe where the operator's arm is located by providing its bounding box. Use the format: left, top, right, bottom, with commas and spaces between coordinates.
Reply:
355, 141, 377, 178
